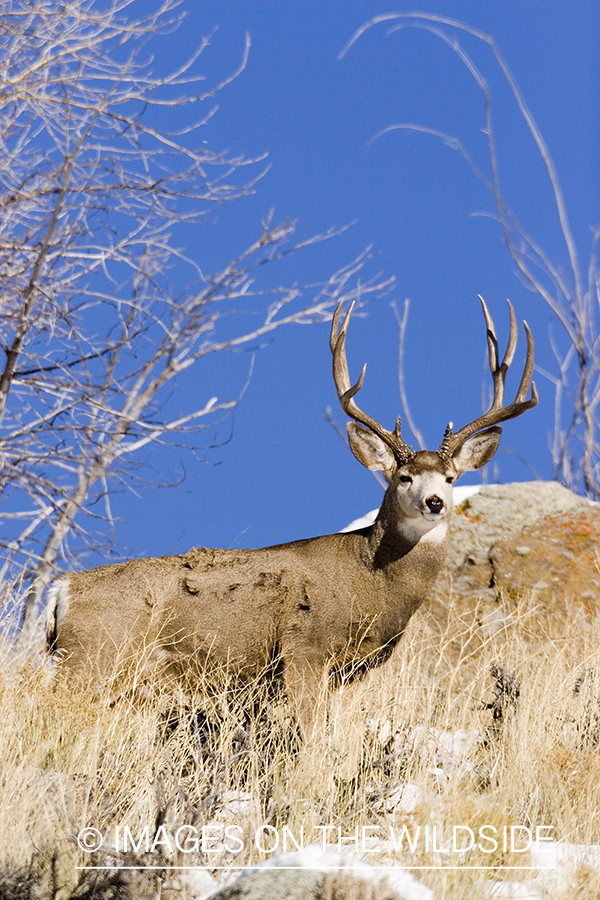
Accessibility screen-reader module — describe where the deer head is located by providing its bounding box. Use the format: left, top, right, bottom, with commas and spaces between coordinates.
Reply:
330, 297, 538, 537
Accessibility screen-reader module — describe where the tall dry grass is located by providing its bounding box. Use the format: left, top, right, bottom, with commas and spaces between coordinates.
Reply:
0, 583, 599, 899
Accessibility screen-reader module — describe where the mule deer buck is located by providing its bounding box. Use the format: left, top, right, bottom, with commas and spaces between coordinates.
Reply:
45, 297, 537, 741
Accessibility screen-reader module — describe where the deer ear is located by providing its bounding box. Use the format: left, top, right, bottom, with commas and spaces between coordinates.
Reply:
452, 426, 502, 475
347, 422, 397, 481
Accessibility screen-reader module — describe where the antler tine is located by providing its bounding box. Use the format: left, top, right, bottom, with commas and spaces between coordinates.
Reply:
501, 299, 518, 372
480, 296, 499, 375
329, 300, 345, 355
480, 296, 518, 411
330, 301, 415, 463
516, 320, 536, 403
438, 297, 538, 460
329, 300, 360, 396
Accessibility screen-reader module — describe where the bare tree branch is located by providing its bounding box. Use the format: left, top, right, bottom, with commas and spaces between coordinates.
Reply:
391, 299, 426, 450
0, 1, 393, 638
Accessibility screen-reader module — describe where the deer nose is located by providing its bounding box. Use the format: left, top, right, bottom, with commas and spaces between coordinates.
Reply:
426, 495, 444, 515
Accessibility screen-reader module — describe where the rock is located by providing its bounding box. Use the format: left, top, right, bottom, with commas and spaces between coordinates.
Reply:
423, 481, 600, 655
491, 506, 600, 613
441, 481, 594, 597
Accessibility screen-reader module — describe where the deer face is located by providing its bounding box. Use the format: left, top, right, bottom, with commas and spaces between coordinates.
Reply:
392, 451, 455, 531
346, 421, 503, 536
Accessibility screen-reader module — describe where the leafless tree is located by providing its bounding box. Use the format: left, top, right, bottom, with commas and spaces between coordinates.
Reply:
0, 0, 391, 633
341, 13, 600, 499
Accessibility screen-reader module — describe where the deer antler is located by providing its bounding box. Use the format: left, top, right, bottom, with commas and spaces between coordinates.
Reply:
438, 296, 538, 460
330, 301, 415, 464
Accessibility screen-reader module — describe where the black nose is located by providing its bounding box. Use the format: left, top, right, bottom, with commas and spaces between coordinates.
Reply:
426, 495, 444, 515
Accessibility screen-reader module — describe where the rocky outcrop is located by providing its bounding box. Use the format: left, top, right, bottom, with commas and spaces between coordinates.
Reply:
490, 505, 600, 608
440, 481, 598, 607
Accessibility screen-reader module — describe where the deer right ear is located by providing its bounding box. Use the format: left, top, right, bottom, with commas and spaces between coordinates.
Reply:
347, 422, 397, 481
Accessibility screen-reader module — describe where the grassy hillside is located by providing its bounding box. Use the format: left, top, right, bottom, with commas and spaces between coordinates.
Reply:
1, 583, 599, 899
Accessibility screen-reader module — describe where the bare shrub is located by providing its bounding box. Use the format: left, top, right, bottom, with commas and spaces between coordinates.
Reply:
0, 1, 390, 632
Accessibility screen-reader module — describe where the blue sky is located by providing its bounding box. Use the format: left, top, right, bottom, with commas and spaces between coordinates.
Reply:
111, 0, 598, 559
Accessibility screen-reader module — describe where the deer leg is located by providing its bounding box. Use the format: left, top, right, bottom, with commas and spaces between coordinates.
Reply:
329, 676, 369, 778
282, 653, 329, 746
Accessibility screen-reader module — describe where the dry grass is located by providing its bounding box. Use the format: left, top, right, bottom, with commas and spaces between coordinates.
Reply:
1, 585, 599, 899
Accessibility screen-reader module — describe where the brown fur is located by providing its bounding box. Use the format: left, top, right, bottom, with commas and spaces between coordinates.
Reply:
48, 448, 485, 740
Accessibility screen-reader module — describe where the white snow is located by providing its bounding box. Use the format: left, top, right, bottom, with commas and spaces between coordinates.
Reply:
340, 508, 379, 532
188, 833, 600, 900
452, 483, 483, 505
529, 839, 600, 891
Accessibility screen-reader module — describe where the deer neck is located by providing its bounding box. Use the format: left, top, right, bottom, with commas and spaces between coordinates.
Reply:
366, 489, 449, 576
352, 490, 449, 644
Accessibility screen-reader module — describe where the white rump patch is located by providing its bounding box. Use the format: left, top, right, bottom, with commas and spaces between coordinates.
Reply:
46, 576, 70, 638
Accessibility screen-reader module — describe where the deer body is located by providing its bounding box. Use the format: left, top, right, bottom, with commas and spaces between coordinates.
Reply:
45, 299, 538, 741
49, 453, 454, 737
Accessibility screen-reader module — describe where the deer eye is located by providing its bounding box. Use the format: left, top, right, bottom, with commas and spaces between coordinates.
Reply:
399, 475, 413, 484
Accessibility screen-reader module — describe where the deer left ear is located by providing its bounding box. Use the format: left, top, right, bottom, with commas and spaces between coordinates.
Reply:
452, 426, 502, 475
